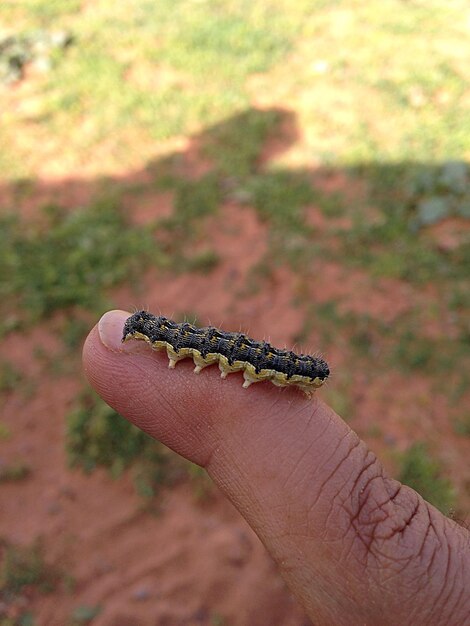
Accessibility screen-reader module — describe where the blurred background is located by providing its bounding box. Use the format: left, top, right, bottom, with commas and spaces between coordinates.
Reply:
1, 1, 469, 624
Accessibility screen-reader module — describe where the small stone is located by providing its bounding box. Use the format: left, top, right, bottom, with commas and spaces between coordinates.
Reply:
59, 485, 76, 500
46, 501, 62, 515
131, 586, 151, 602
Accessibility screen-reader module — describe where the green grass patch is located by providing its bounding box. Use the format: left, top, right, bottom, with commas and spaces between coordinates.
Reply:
313, 189, 347, 218
0, 361, 23, 393
390, 326, 436, 374
0, 539, 59, 597
293, 300, 344, 348
187, 463, 215, 503
0, 422, 11, 440
66, 389, 184, 498
155, 6, 291, 81
322, 378, 355, 422
454, 413, 470, 437
1, 0, 82, 23
0, 200, 164, 332
249, 171, 315, 232
210, 614, 227, 626
342, 162, 470, 284
203, 108, 282, 179
399, 443, 455, 514
178, 249, 220, 274
0, 461, 31, 483
61, 317, 94, 352
68, 605, 102, 626
164, 173, 221, 236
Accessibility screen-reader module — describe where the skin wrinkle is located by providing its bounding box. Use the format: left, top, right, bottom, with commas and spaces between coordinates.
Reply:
164, 383, 237, 465
432, 525, 455, 623
87, 356, 148, 419
407, 601, 435, 626
417, 505, 438, 564
316, 496, 363, 571
291, 424, 352, 508
280, 437, 319, 494
279, 404, 332, 493
302, 439, 370, 551
267, 538, 358, 625
200, 410, 460, 620
347, 451, 379, 500
291, 421, 340, 499
347, 476, 401, 558
446, 580, 468, 626
349, 483, 465, 624
304, 454, 363, 548
206, 448, 281, 540
435, 561, 470, 623
236, 416, 289, 467
317, 450, 377, 543
338, 523, 360, 565
344, 493, 448, 624
401, 573, 430, 609
322, 488, 360, 545
355, 489, 424, 549
388, 481, 403, 502
286, 394, 323, 427
247, 396, 314, 457
276, 412, 318, 460
213, 414, 282, 480
379, 550, 422, 580
266, 392, 294, 420
352, 473, 389, 523
205, 421, 284, 521
385, 497, 421, 539
429, 526, 451, 618
308, 434, 362, 515
217, 399, 326, 508
350, 475, 403, 537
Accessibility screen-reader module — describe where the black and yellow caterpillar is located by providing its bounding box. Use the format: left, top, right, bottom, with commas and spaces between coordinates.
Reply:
122, 311, 329, 395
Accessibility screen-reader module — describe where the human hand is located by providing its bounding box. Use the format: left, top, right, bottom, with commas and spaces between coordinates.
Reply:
83, 310, 470, 626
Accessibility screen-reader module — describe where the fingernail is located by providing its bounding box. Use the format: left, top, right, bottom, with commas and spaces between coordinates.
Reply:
98, 310, 131, 351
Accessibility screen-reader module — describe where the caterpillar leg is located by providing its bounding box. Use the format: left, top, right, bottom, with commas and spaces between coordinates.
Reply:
166, 346, 186, 369
242, 369, 262, 389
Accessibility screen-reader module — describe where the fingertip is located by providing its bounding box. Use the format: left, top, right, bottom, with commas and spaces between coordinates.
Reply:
82, 309, 143, 398
97, 309, 132, 351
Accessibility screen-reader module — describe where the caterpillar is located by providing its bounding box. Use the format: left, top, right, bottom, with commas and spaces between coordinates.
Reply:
122, 311, 329, 395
